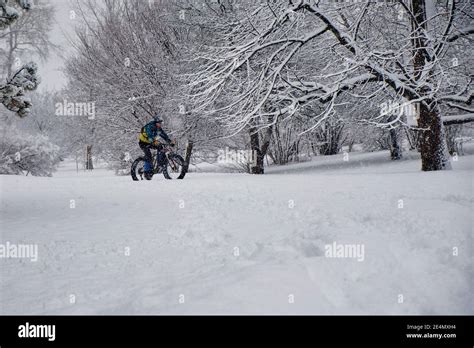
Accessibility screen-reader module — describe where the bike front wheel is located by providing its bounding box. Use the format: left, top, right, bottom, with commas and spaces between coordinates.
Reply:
162, 154, 186, 180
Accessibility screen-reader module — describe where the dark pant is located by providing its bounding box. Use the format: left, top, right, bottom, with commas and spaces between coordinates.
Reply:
139, 141, 165, 171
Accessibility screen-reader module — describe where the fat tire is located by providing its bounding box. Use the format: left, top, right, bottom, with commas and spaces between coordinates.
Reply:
162, 154, 186, 180
131, 157, 153, 181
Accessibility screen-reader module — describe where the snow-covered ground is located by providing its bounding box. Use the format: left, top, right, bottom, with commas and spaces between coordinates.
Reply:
0, 150, 472, 314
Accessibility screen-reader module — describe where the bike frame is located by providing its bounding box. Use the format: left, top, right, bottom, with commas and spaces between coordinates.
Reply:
150, 144, 176, 173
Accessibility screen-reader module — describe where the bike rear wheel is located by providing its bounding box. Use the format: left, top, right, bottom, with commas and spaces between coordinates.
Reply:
163, 154, 186, 180
131, 157, 154, 181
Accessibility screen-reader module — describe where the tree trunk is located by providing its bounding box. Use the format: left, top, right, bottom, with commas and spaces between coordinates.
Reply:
249, 125, 272, 174
85, 145, 94, 170
410, 0, 451, 171
418, 104, 451, 171
249, 128, 264, 174
6, 30, 13, 77
184, 141, 193, 173
404, 127, 422, 152
348, 139, 355, 153
315, 119, 344, 156
389, 128, 402, 160
445, 125, 462, 156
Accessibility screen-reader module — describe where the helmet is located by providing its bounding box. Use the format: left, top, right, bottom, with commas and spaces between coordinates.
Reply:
153, 116, 163, 123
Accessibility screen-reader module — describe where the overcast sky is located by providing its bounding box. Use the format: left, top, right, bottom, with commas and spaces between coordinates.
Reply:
38, 0, 78, 92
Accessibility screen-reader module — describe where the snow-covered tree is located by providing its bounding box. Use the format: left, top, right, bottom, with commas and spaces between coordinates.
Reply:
62, 0, 184, 168
0, 61, 38, 117
0, 0, 55, 77
17, 90, 58, 136
0, 124, 60, 176
0, 0, 40, 118
0, 0, 30, 29
190, 0, 473, 172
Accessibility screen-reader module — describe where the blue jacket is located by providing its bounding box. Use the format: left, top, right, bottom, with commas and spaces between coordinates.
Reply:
139, 121, 171, 144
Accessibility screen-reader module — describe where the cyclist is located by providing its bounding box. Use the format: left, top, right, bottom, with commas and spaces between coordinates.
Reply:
138, 116, 174, 174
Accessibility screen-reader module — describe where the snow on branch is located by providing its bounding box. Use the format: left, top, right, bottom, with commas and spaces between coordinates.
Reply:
187, 0, 473, 140
439, 91, 474, 106
0, 62, 39, 117
0, 0, 31, 29
0, 0, 38, 118
442, 113, 474, 126
190, 0, 425, 135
